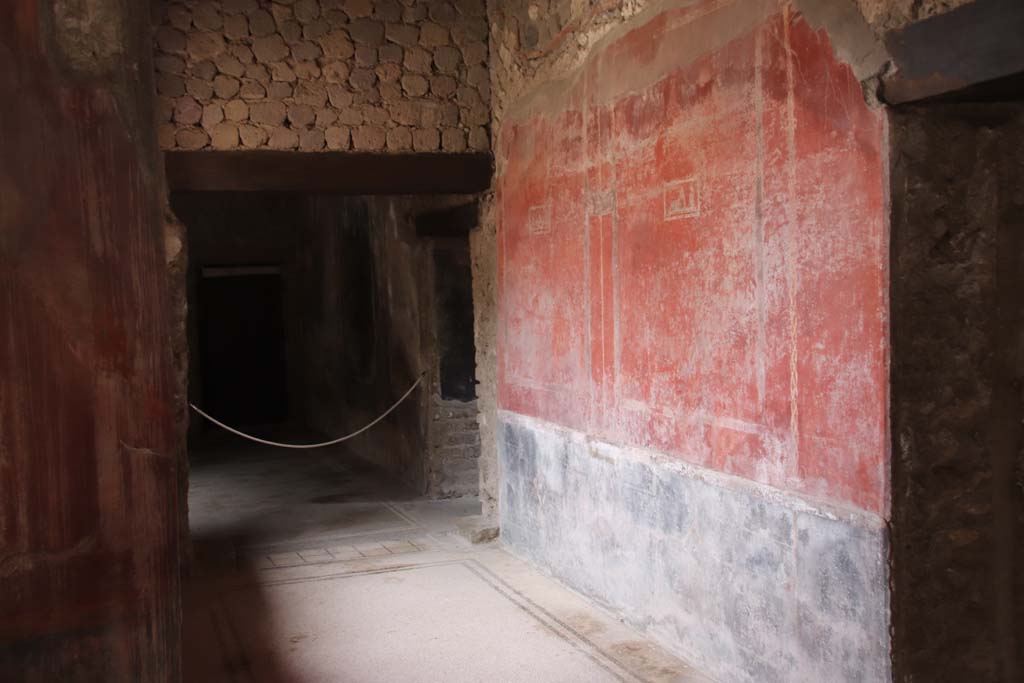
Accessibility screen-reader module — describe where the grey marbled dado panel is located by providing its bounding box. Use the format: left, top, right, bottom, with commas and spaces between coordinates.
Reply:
498, 413, 890, 683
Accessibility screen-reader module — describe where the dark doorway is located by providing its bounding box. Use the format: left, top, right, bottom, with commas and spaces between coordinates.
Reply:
434, 245, 477, 402
198, 265, 288, 428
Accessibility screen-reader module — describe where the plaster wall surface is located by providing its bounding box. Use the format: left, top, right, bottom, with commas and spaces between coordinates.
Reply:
493, 0, 892, 678
1, 0, 181, 677
497, 0, 889, 514
500, 413, 889, 683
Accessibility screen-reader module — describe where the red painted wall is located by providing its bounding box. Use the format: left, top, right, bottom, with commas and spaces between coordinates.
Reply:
1, 1, 180, 678
497, 0, 889, 515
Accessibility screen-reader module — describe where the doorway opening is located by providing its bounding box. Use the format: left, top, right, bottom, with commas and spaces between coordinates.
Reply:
198, 265, 288, 430
170, 191, 483, 560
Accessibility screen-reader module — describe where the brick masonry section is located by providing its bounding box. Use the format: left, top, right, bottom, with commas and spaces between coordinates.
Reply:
499, 412, 890, 683
427, 395, 480, 498
153, 0, 489, 151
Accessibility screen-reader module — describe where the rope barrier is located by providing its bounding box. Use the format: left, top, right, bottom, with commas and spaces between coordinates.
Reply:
189, 372, 425, 450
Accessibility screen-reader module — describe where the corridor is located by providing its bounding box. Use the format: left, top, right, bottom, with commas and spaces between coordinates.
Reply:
182, 441, 708, 682
4, 0, 1022, 679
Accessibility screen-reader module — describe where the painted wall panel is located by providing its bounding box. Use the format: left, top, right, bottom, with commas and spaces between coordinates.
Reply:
497, 0, 888, 514
0, 1, 181, 678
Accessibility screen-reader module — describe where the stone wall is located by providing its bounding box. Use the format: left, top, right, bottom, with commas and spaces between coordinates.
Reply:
153, 0, 490, 151
427, 395, 481, 496
470, 192, 499, 518
854, 0, 973, 32
889, 102, 1024, 681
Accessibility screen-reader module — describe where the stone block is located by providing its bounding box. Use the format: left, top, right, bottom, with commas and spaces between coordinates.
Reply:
385, 126, 412, 151
249, 100, 286, 125
327, 84, 355, 108
192, 4, 222, 31
224, 99, 249, 122
400, 73, 428, 97
281, 20, 302, 43
378, 43, 403, 64
319, 29, 355, 58
253, 34, 289, 62
350, 67, 377, 91
299, 127, 325, 150
268, 126, 299, 149
384, 23, 418, 48
239, 79, 266, 99
325, 125, 351, 150
355, 45, 378, 67
287, 103, 315, 127
270, 61, 296, 82
201, 102, 224, 129
291, 40, 323, 61
173, 96, 202, 124
186, 77, 214, 101
167, 5, 192, 31
267, 81, 293, 98
419, 22, 448, 48
238, 124, 268, 147
187, 31, 225, 60
349, 18, 384, 45
343, 0, 373, 19
223, 0, 258, 14
374, 0, 401, 22
248, 9, 276, 36
175, 127, 209, 149
213, 74, 241, 98
468, 126, 488, 150
303, 19, 330, 40
245, 62, 270, 84
293, 60, 321, 79
375, 62, 401, 83
210, 122, 239, 149
402, 46, 431, 73
409, 127, 438, 151
294, 81, 328, 106
461, 40, 487, 65
293, 0, 320, 23
315, 108, 338, 127
433, 45, 461, 74
441, 127, 466, 151
322, 60, 351, 83
215, 54, 246, 77
224, 13, 249, 40
430, 74, 456, 98
352, 124, 386, 150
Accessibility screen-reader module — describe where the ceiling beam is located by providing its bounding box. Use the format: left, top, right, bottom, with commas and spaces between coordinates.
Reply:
882, 0, 1024, 104
165, 151, 493, 194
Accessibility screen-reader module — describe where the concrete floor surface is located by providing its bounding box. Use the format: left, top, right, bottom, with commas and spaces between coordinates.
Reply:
184, 442, 708, 682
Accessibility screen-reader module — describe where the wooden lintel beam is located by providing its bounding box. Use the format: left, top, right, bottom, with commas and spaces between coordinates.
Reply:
882, 0, 1024, 104
165, 151, 493, 194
